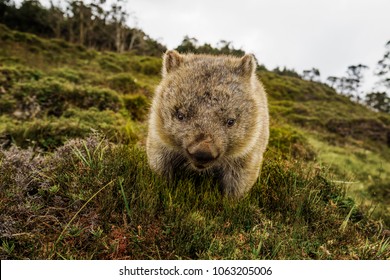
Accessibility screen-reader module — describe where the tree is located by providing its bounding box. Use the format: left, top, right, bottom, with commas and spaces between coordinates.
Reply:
3, 0, 53, 37
107, 0, 129, 53
273, 67, 301, 78
175, 36, 198, 53
326, 64, 368, 101
0, 0, 166, 56
302, 68, 320, 81
326, 76, 339, 88
47, 0, 65, 38
175, 36, 246, 57
365, 92, 390, 113
375, 40, 390, 92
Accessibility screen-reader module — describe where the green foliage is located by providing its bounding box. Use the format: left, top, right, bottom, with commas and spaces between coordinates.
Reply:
0, 65, 42, 89
260, 70, 337, 102
8, 78, 122, 118
1, 108, 139, 151
73, 85, 122, 112
176, 36, 245, 57
3, 117, 90, 150
365, 92, 390, 113
107, 73, 139, 93
98, 55, 124, 73
325, 118, 388, 144
0, 93, 16, 114
368, 182, 390, 204
51, 67, 82, 83
269, 125, 316, 160
273, 67, 301, 78
0, 1, 166, 56
122, 94, 149, 121
139, 57, 162, 75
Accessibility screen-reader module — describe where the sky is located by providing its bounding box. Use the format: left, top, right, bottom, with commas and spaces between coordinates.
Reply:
127, 0, 390, 91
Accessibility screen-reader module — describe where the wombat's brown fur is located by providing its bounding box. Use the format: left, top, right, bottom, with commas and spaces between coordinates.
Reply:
146, 50, 269, 197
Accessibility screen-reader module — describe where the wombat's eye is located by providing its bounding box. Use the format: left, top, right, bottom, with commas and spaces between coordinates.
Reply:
177, 112, 185, 121
226, 118, 236, 127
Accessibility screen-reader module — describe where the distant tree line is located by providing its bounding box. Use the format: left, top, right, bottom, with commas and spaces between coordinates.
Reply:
0, 0, 166, 56
0, 1, 250, 58
175, 36, 246, 57
300, 41, 390, 114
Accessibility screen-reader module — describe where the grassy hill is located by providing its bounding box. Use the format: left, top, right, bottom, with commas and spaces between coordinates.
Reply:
0, 24, 389, 259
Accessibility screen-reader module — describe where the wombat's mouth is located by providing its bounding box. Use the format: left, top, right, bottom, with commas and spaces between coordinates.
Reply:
191, 162, 213, 171
187, 156, 219, 171
185, 145, 220, 170
193, 163, 210, 170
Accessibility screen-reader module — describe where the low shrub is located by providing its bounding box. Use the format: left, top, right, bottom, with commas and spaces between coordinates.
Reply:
71, 85, 122, 111
51, 68, 82, 83
9, 78, 123, 118
0, 65, 42, 90
269, 124, 316, 160
107, 73, 139, 93
122, 94, 149, 121
139, 57, 162, 75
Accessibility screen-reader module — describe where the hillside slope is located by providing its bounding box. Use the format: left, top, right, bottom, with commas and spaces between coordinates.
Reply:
0, 25, 389, 259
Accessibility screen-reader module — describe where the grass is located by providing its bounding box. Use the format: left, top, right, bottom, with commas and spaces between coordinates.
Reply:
0, 133, 388, 259
307, 134, 390, 228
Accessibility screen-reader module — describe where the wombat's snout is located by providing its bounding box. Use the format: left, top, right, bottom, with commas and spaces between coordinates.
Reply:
186, 137, 219, 168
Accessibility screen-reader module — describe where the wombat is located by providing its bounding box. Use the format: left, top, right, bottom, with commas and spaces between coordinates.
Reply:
146, 50, 269, 197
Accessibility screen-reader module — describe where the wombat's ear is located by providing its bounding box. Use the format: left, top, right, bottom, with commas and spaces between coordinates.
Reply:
163, 50, 183, 76
237, 54, 256, 78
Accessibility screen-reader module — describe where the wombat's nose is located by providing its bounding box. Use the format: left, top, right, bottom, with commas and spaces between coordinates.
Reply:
190, 150, 216, 164
187, 140, 219, 164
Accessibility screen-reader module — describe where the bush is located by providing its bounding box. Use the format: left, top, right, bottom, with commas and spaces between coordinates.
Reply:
51, 68, 82, 83
0, 94, 17, 115
326, 118, 388, 144
107, 73, 139, 93
122, 94, 149, 121
3, 117, 90, 150
269, 125, 316, 160
9, 78, 123, 118
0, 65, 42, 89
11, 78, 73, 117
2, 108, 135, 150
97, 53, 130, 73
139, 57, 162, 75
72, 85, 122, 112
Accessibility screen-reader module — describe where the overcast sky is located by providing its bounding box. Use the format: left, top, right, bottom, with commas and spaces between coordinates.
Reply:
127, 0, 390, 91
